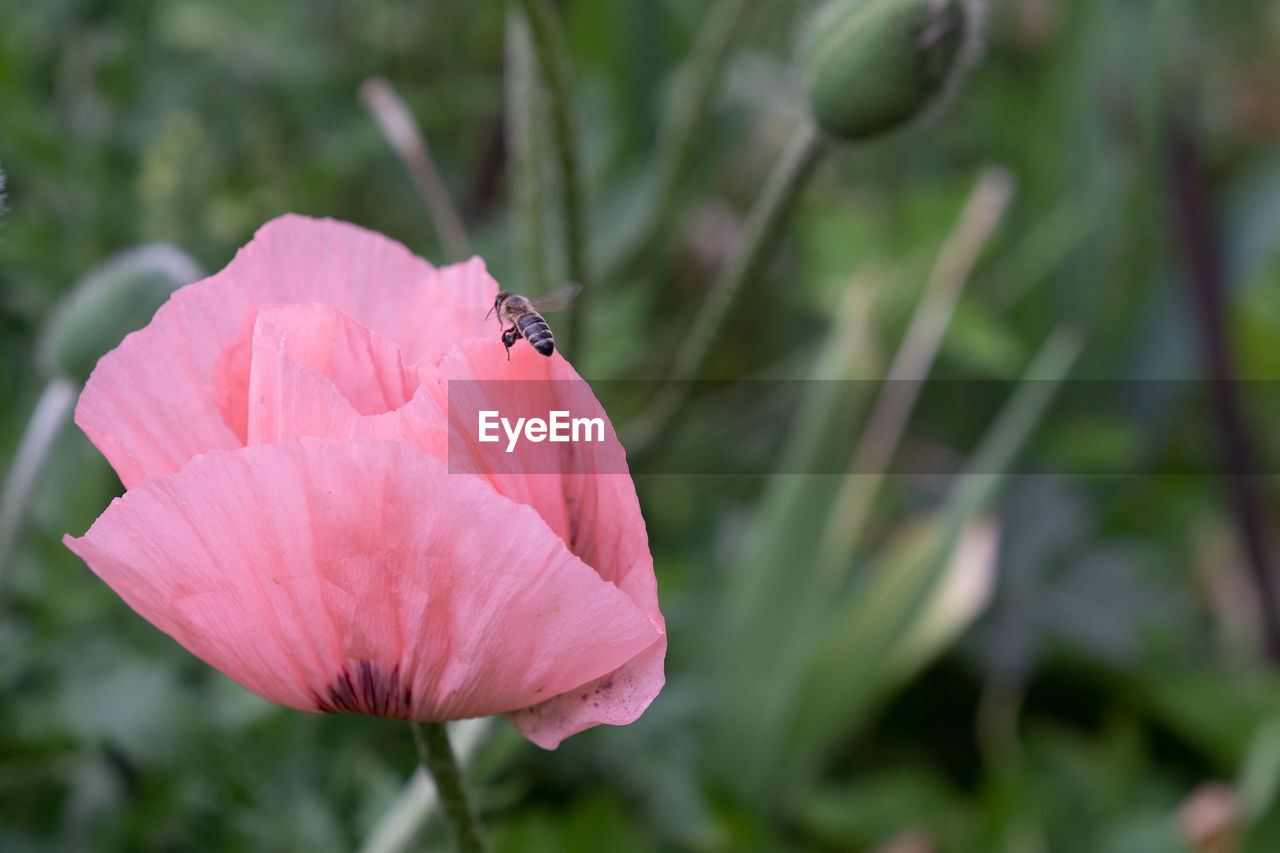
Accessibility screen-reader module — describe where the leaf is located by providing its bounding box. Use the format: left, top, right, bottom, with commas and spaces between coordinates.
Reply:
1142, 668, 1280, 770
785, 516, 999, 782
36, 244, 204, 383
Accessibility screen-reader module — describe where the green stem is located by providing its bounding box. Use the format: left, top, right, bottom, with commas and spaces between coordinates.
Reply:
811, 168, 1014, 582
0, 377, 77, 585
516, 0, 588, 360
604, 0, 749, 282
411, 721, 489, 853
360, 78, 471, 264
675, 119, 828, 379
505, 8, 550, 298
627, 119, 829, 450
946, 325, 1083, 515
360, 718, 493, 853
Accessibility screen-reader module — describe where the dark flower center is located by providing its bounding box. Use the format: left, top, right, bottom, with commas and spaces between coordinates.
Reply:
312, 660, 412, 718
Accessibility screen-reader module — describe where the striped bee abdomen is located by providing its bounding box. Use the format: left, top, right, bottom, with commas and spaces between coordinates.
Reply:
517, 313, 555, 356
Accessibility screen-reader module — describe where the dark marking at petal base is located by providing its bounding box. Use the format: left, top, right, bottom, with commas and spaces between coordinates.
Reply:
312, 661, 413, 718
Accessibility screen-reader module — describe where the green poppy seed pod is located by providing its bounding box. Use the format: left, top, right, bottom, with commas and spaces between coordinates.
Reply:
801, 0, 981, 141
38, 245, 204, 383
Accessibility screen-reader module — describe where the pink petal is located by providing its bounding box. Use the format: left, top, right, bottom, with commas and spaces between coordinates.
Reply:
347, 391, 450, 463
506, 639, 667, 749
243, 326, 362, 448
436, 340, 658, 598
430, 339, 666, 747
242, 303, 418, 444
76, 215, 498, 486
216, 303, 449, 459
64, 438, 661, 721
419, 258, 510, 363
248, 345, 449, 461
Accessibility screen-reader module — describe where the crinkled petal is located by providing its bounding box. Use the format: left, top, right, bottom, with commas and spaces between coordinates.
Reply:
506, 638, 667, 749
435, 340, 659, 600
64, 438, 660, 721
216, 304, 448, 458
430, 339, 666, 747
75, 215, 498, 486
243, 303, 418, 444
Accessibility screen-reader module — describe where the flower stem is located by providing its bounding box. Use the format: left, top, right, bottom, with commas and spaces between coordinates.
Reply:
361, 77, 472, 264
410, 721, 489, 853
626, 119, 829, 450
675, 119, 829, 378
516, 0, 588, 360
812, 167, 1014, 580
505, 8, 551, 298
0, 376, 77, 585
603, 0, 749, 282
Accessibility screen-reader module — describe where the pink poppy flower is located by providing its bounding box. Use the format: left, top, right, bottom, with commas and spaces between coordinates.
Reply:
63, 214, 665, 749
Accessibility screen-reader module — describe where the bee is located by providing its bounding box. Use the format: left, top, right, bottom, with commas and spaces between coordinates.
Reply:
486, 283, 581, 360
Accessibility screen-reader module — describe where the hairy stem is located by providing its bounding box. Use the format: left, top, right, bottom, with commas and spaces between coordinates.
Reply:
516, 0, 589, 360
360, 78, 471, 263
359, 718, 492, 853
604, 0, 749, 282
0, 377, 77, 585
411, 721, 489, 853
628, 119, 829, 450
505, 8, 551, 298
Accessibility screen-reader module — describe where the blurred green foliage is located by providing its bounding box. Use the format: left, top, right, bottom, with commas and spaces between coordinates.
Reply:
5, 0, 1280, 851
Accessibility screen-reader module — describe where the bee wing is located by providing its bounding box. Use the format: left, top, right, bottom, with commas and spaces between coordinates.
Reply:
528, 282, 582, 313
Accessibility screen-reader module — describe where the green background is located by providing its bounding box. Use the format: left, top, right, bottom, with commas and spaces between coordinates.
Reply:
4, 0, 1280, 850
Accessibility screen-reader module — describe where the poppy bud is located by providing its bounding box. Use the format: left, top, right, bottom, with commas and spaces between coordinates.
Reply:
38, 245, 204, 383
801, 0, 982, 141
